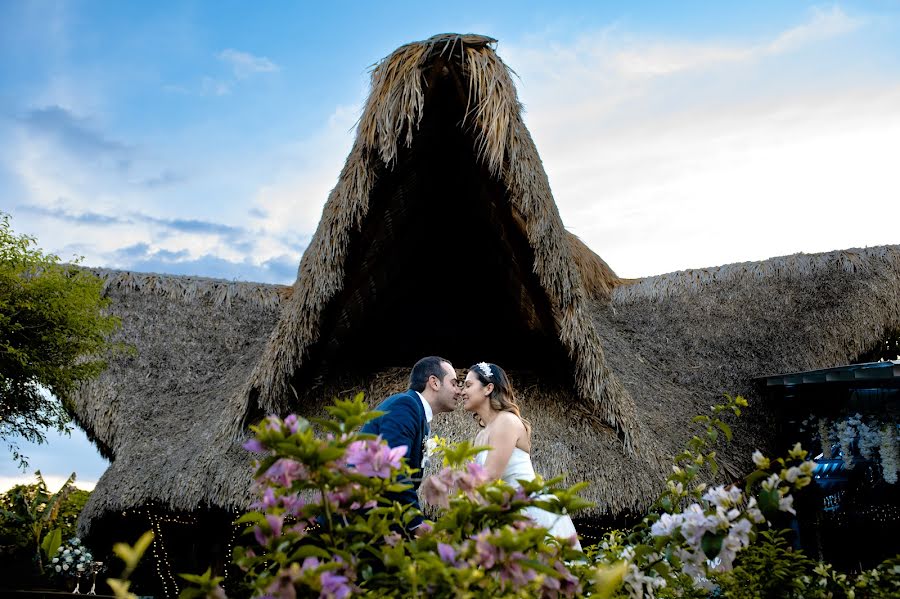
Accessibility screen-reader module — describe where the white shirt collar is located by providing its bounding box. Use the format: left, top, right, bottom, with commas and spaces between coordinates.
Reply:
415, 391, 433, 424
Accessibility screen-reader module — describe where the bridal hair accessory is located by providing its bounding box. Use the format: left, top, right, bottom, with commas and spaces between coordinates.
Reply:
476, 362, 493, 379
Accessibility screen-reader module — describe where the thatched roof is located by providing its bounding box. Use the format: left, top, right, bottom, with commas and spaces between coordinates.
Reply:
72, 34, 900, 537
72, 270, 287, 536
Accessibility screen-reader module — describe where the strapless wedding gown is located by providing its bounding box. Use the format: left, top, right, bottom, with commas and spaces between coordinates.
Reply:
476, 448, 582, 550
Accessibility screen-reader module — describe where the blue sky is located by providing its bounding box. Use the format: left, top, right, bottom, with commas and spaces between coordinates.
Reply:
3, 1, 900, 489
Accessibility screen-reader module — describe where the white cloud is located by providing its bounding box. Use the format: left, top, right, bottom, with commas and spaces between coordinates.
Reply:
609, 5, 863, 77
218, 48, 280, 79
501, 6, 896, 278
248, 102, 361, 240
0, 474, 96, 493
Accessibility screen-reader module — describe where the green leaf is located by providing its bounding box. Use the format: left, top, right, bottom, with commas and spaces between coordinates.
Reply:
113, 530, 154, 572
758, 488, 780, 514
714, 420, 733, 442
744, 470, 770, 493
234, 511, 267, 525
40, 527, 62, 560
701, 531, 725, 559
707, 452, 719, 475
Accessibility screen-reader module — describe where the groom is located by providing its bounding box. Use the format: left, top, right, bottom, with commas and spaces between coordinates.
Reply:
361, 356, 459, 530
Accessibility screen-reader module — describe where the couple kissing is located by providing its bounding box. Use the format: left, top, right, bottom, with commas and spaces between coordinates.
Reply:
361, 356, 581, 549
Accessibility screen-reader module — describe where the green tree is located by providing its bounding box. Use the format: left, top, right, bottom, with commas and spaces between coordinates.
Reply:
0, 471, 82, 574
0, 211, 120, 466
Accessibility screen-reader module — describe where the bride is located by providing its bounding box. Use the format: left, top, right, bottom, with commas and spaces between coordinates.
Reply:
461, 361, 581, 550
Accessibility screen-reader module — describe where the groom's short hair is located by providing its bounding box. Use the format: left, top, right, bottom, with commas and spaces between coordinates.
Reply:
409, 356, 450, 392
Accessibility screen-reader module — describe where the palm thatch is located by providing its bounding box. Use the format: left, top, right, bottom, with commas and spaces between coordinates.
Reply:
72, 270, 287, 536
239, 33, 638, 455
71, 34, 900, 539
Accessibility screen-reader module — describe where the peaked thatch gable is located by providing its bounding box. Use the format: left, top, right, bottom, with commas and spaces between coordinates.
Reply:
238, 33, 638, 451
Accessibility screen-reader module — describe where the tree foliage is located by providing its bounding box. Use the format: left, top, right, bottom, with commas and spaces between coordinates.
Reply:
0, 471, 89, 576
0, 211, 120, 466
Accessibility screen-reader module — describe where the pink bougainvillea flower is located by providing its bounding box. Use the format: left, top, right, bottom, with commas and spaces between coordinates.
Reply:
437, 542, 457, 564
243, 438, 266, 453
265, 458, 308, 487
319, 571, 351, 599
421, 474, 451, 509
283, 414, 301, 434
345, 439, 407, 478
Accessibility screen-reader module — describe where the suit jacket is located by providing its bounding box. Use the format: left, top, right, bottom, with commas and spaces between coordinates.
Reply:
360, 389, 427, 526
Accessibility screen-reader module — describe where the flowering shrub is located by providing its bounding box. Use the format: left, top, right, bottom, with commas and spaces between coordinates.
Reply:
165, 393, 900, 598
231, 394, 596, 598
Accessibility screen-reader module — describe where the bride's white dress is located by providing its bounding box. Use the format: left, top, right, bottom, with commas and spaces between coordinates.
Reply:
476, 448, 582, 550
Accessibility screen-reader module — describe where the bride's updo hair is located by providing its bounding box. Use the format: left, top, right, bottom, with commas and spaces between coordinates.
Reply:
468, 362, 531, 437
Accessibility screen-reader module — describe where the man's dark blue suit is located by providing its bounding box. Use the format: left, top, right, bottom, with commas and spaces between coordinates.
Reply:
360, 389, 428, 528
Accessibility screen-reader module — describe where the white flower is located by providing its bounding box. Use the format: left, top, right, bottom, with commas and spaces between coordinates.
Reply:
784, 466, 802, 483
62, 564, 69, 571
787, 442, 808, 460
761, 473, 781, 491
650, 513, 683, 537
779, 494, 796, 515
680, 504, 716, 549
666, 480, 684, 495
623, 561, 667, 599
52, 557, 59, 563
703, 485, 742, 509
55, 565, 61, 572
752, 450, 769, 469
745, 497, 765, 524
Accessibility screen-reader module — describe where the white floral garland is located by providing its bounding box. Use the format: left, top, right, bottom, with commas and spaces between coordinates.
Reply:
818, 418, 833, 459
819, 414, 898, 484
836, 418, 856, 470
856, 418, 881, 461
880, 423, 898, 485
